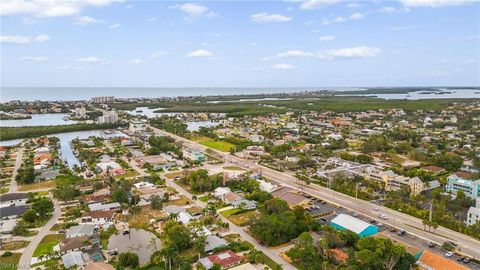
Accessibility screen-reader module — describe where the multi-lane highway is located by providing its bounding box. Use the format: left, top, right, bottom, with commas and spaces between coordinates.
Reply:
148, 124, 480, 260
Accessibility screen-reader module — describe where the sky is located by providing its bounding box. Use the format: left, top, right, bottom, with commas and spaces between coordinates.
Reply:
1, 0, 479, 88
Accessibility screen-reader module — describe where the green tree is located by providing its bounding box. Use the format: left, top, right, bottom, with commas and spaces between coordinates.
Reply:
118, 252, 139, 269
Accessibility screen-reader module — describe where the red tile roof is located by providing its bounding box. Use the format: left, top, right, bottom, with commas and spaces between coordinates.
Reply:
207, 250, 242, 267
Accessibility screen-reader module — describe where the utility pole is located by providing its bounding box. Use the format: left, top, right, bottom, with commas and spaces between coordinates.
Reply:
429, 202, 433, 222
355, 182, 359, 199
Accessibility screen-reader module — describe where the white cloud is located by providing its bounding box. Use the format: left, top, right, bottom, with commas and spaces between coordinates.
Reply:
76, 56, 106, 63
277, 50, 313, 58
400, 0, 470, 7
271, 63, 296, 70
318, 46, 380, 60
1, 0, 122, 18
346, 3, 364, 8
186, 49, 213, 58
109, 23, 121, 29
1, 34, 49, 44
251, 12, 292, 23
21, 56, 48, 62
249, 42, 257, 46
1, 35, 31, 44
59, 65, 84, 70
147, 17, 158, 22
378, 6, 397, 13
73, 16, 104, 25
34, 34, 50, 42
299, 0, 340, 10
129, 58, 143, 65
170, 3, 216, 20
22, 17, 38, 24
151, 51, 168, 58
332, 16, 346, 23
319, 35, 336, 41
349, 12, 364, 20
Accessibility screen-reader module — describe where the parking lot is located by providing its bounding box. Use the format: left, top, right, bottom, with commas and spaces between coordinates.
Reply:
309, 198, 480, 270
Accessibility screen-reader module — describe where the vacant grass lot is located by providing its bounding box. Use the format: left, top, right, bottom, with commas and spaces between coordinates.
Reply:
0, 241, 29, 250
33, 234, 65, 257
200, 141, 235, 152
220, 208, 258, 227
125, 206, 166, 230
18, 180, 55, 191
0, 252, 21, 270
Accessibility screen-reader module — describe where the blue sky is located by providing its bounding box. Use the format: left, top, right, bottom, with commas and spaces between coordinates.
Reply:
1, 0, 479, 87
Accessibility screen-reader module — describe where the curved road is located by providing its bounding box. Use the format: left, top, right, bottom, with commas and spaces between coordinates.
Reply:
148, 124, 480, 260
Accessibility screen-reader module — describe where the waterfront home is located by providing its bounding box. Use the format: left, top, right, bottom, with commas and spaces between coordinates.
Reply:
95, 161, 126, 176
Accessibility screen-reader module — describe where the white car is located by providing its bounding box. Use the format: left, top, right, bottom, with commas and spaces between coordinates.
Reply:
352, 212, 360, 217
373, 207, 380, 211
445, 252, 454, 257
379, 214, 388, 220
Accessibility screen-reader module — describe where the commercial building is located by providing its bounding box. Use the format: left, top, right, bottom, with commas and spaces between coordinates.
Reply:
97, 111, 118, 124
91, 96, 114, 103
330, 214, 378, 237
446, 173, 480, 199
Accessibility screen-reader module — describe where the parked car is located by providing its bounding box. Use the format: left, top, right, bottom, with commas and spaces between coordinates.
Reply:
397, 229, 406, 236
445, 252, 454, 257
457, 257, 465, 261
448, 241, 458, 247
379, 214, 388, 220
352, 212, 360, 217
428, 242, 436, 248
373, 207, 380, 211
463, 258, 471, 264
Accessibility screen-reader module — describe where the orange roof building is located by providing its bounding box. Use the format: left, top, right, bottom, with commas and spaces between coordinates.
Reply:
417, 250, 469, 270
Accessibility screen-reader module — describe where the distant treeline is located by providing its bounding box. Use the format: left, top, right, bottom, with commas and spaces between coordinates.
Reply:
0, 123, 126, 141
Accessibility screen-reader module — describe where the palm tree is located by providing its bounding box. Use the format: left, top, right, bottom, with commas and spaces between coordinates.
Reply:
193, 235, 206, 259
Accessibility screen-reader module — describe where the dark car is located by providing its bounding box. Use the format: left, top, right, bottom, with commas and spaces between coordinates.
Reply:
428, 242, 436, 248
389, 228, 397, 233
448, 241, 458, 246
457, 257, 464, 261
370, 220, 377, 224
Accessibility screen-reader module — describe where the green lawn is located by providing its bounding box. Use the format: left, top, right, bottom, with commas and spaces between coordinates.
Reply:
33, 234, 65, 257
200, 141, 236, 152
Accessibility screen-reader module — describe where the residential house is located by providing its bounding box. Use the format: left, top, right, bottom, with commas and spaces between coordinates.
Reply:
198, 250, 243, 270
62, 251, 88, 269
0, 205, 29, 219
231, 199, 257, 210
0, 193, 28, 208
66, 224, 96, 238
466, 198, 480, 226
204, 235, 228, 252
81, 210, 116, 227
88, 202, 121, 212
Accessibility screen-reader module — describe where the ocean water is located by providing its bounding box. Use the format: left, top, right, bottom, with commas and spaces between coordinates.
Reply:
0, 87, 358, 102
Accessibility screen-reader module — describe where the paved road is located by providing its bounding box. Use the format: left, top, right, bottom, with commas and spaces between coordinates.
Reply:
148, 125, 480, 260
18, 197, 61, 270
164, 175, 296, 270
9, 147, 24, 193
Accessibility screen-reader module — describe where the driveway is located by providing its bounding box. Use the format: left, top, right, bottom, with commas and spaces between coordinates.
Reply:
18, 197, 62, 270
9, 147, 24, 193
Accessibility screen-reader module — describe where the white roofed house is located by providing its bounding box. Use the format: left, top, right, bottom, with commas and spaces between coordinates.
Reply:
214, 187, 231, 200
88, 202, 121, 212
466, 198, 480, 226
66, 224, 96, 238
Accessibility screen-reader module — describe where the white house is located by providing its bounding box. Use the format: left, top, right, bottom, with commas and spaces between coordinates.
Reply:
0, 193, 28, 208
466, 198, 480, 226
214, 187, 231, 199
